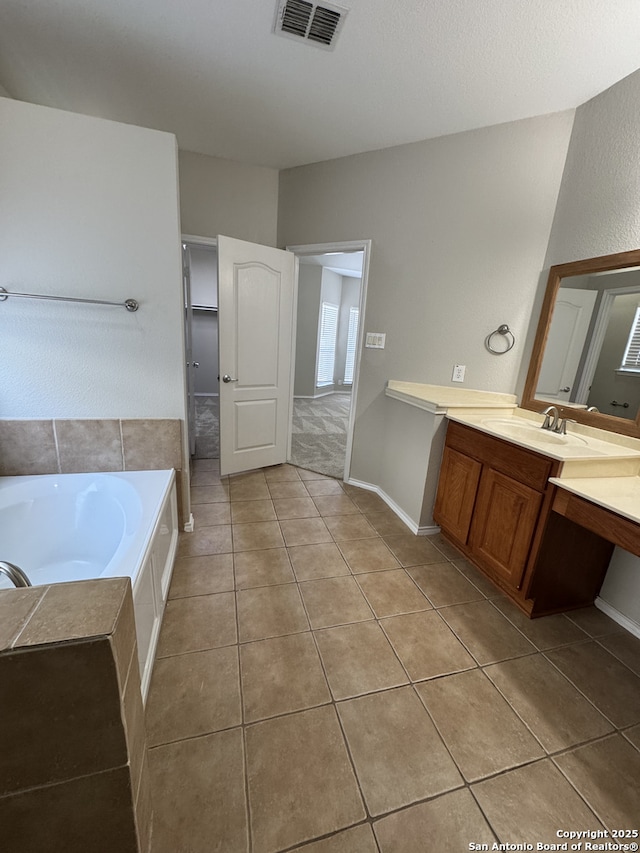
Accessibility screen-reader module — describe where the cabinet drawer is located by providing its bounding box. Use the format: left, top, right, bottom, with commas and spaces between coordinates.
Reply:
445, 421, 553, 492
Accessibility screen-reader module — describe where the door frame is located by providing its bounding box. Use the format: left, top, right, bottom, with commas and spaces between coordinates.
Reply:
181, 235, 218, 459
286, 239, 372, 481
576, 283, 640, 403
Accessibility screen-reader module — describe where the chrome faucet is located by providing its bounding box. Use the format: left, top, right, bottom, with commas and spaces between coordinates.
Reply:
556, 418, 577, 435
0, 561, 32, 588
540, 406, 559, 431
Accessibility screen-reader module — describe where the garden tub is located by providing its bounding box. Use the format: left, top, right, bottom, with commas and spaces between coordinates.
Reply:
0, 469, 178, 700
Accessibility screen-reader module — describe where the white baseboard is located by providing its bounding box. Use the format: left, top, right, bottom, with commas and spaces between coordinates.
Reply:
294, 391, 338, 399
184, 512, 195, 533
346, 477, 440, 537
416, 523, 441, 536
595, 597, 640, 639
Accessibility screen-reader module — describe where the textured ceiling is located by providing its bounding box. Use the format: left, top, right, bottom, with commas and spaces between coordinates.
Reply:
1, 0, 640, 169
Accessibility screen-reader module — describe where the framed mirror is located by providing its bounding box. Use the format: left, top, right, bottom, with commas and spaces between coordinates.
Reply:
521, 248, 640, 439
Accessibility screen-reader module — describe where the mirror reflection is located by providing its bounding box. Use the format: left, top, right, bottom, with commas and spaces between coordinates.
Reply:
536, 267, 640, 421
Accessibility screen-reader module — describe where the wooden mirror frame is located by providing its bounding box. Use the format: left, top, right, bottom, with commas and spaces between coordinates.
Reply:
521, 248, 640, 439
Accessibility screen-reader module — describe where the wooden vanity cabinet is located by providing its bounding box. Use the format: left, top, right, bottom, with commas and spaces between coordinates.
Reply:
433, 421, 614, 616
469, 467, 543, 589
433, 446, 481, 542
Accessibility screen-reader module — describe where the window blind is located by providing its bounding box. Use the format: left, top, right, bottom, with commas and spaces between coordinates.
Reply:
316, 302, 339, 386
343, 306, 359, 384
621, 306, 640, 372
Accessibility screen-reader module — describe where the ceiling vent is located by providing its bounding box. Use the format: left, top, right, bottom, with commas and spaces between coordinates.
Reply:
274, 0, 349, 50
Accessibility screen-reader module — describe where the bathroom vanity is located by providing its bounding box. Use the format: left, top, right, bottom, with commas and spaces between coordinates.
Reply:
434, 414, 640, 616
386, 249, 640, 622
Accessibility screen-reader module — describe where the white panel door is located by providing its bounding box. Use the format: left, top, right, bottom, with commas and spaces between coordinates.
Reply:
218, 235, 296, 476
536, 288, 597, 401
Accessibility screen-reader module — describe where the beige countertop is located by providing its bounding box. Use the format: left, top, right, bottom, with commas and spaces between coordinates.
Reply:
549, 475, 640, 525
385, 381, 517, 413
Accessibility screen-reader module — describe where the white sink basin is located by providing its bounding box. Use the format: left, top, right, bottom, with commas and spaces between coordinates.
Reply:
481, 418, 588, 447
478, 417, 615, 457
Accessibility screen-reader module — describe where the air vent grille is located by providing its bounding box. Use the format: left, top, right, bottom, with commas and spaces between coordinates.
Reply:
275, 0, 348, 50
281, 0, 313, 37
308, 6, 341, 45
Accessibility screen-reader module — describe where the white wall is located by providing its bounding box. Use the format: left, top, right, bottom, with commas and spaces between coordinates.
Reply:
294, 265, 323, 397
189, 245, 218, 307
188, 245, 219, 396
278, 111, 574, 487
536, 68, 640, 628
335, 277, 360, 387
179, 150, 279, 246
0, 97, 186, 422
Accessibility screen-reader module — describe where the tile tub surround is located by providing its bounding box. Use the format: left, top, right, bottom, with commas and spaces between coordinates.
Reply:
145, 460, 640, 852
0, 417, 190, 526
0, 578, 151, 853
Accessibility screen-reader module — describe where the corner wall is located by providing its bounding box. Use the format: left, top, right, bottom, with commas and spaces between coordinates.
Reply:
278, 111, 574, 488
178, 150, 279, 246
537, 69, 640, 628
0, 98, 185, 423
294, 265, 323, 397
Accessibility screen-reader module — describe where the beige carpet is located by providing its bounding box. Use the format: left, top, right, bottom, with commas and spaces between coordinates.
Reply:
289, 393, 351, 479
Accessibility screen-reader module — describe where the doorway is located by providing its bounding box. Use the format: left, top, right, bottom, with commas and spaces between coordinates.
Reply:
287, 241, 371, 481
182, 235, 370, 479
182, 237, 220, 458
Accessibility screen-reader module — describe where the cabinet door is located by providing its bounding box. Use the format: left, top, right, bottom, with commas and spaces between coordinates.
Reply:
434, 447, 482, 544
469, 469, 542, 589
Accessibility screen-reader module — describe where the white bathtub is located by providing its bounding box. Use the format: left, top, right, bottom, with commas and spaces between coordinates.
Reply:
0, 469, 179, 700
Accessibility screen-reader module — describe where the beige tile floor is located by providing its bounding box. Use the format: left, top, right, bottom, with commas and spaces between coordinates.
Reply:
146, 461, 640, 853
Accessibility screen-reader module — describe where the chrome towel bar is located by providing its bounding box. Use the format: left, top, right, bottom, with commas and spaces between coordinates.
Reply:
0, 287, 139, 312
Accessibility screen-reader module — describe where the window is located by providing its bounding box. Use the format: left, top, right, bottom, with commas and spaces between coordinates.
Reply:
620, 306, 640, 373
316, 302, 339, 386
343, 306, 359, 384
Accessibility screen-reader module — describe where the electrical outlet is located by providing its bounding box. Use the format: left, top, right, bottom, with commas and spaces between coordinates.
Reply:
452, 364, 466, 383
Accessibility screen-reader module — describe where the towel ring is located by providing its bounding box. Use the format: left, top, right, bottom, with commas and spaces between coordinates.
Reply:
486, 324, 515, 354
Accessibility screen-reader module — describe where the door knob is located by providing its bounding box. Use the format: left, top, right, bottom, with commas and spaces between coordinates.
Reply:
560, 386, 570, 392
193, 362, 200, 368
222, 374, 237, 383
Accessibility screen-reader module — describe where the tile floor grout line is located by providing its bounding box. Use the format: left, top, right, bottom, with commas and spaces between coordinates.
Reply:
593, 633, 640, 677
466, 782, 506, 845
550, 739, 621, 833
147, 721, 246, 751
481, 652, 620, 754
540, 644, 636, 732
240, 724, 254, 853
298, 581, 410, 845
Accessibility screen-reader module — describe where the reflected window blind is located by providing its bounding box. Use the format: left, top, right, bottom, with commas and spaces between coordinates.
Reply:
316, 302, 339, 386
621, 306, 640, 371
343, 306, 359, 384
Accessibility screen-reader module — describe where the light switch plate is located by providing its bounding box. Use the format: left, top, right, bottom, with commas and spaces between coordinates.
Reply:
365, 332, 386, 349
